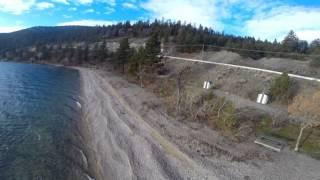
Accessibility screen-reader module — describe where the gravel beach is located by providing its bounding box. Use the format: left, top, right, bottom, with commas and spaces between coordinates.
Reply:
78, 67, 320, 180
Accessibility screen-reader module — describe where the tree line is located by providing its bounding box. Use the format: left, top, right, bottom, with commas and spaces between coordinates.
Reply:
0, 20, 319, 62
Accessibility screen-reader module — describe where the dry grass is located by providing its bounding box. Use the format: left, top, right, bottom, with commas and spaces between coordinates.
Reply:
288, 91, 320, 116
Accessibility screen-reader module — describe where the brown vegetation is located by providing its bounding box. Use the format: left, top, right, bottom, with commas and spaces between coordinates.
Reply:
288, 91, 320, 152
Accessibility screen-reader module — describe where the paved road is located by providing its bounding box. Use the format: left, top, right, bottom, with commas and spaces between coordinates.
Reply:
164, 55, 320, 83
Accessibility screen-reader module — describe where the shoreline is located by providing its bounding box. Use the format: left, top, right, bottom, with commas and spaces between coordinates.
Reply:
77, 67, 219, 179
77, 67, 320, 180
1, 61, 319, 179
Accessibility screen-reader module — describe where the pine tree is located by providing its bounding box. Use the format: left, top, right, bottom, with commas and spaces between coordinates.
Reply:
310, 39, 320, 54
297, 40, 308, 54
145, 32, 160, 64
282, 30, 299, 52
129, 47, 147, 87
98, 39, 108, 62
116, 37, 130, 73
83, 45, 89, 63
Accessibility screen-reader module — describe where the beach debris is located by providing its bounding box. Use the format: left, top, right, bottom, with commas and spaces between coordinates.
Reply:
76, 101, 82, 109
254, 135, 286, 152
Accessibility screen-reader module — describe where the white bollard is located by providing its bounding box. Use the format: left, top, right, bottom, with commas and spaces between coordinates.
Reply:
257, 93, 269, 104
203, 81, 214, 89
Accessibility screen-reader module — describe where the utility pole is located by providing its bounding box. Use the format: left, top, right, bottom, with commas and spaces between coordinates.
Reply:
201, 43, 204, 60
201, 44, 210, 82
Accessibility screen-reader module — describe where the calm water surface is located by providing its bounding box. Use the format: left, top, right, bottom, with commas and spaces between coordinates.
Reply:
0, 62, 82, 180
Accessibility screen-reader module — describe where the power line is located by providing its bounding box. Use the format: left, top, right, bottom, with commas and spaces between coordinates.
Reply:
162, 44, 320, 58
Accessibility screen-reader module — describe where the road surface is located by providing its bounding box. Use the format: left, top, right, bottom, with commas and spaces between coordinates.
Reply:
164, 55, 320, 83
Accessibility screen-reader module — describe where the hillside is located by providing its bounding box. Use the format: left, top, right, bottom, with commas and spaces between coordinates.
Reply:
1, 20, 320, 161
78, 67, 320, 180
1, 20, 319, 65
0, 21, 320, 179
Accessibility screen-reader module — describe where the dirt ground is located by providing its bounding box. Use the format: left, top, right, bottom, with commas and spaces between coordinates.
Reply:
163, 51, 320, 122
78, 67, 320, 180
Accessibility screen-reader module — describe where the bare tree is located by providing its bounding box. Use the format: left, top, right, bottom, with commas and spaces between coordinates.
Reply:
138, 60, 145, 88
175, 66, 191, 115
288, 91, 320, 152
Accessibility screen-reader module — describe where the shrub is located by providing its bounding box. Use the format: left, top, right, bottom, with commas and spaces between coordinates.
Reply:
219, 103, 237, 129
182, 91, 237, 130
269, 73, 294, 103
310, 57, 320, 67
256, 115, 273, 135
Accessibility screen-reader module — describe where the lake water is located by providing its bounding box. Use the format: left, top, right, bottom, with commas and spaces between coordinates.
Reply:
0, 62, 84, 180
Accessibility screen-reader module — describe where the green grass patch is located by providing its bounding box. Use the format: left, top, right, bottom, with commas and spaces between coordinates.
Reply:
256, 115, 273, 135
256, 117, 320, 159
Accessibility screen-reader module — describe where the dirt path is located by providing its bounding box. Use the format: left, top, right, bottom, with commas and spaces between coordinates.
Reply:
79, 67, 320, 180
214, 90, 288, 120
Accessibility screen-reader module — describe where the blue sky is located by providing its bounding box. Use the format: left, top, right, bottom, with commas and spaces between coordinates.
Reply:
0, 0, 319, 42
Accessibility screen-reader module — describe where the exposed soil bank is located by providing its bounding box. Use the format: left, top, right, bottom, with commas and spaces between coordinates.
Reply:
78, 67, 320, 180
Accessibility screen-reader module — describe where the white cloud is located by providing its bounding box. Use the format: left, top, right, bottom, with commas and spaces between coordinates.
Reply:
68, 7, 77, 11
141, 0, 223, 30
296, 30, 320, 43
58, 19, 116, 26
141, 0, 320, 42
102, 0, 115, 6
63, 14, 72, 18
0, 0, 318, 43
72, 0, 115, 6
36, 2, 55, 10
0, 26, 25, 33
243, 6, 320, 42
122, 2, 138, 9
75, 0, 93, 4
0, 0, 36, 15
105, 6, 115, 14
52, 0, 69, 5
84, 8, 95, 13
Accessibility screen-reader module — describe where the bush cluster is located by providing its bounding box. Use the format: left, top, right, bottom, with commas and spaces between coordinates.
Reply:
269, 73, 295, 103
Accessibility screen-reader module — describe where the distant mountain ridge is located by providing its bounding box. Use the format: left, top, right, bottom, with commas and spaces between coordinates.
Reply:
0, 26, 105, 51
0, 20, 319, 63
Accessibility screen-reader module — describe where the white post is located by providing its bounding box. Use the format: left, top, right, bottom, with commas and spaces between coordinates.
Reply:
203, 81, 207, 89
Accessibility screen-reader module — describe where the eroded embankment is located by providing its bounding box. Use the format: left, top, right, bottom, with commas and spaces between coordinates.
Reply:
78, 68, 221, 180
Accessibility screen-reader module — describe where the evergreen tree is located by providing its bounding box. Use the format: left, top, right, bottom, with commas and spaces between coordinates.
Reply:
97, 39, 108, 62
116, 37, 130, 73
72, 47, 82, 65
310, 39, 320, 48
92, 44, 100, 62
83, 45, 89, 63
297, 40, 308, 54
129, 47, 147, 87
145, 33, 161, 64
282, 30, 300, 52
269, 73, 294, 103
310, 39, 320, 54
0, 19, 316, 63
